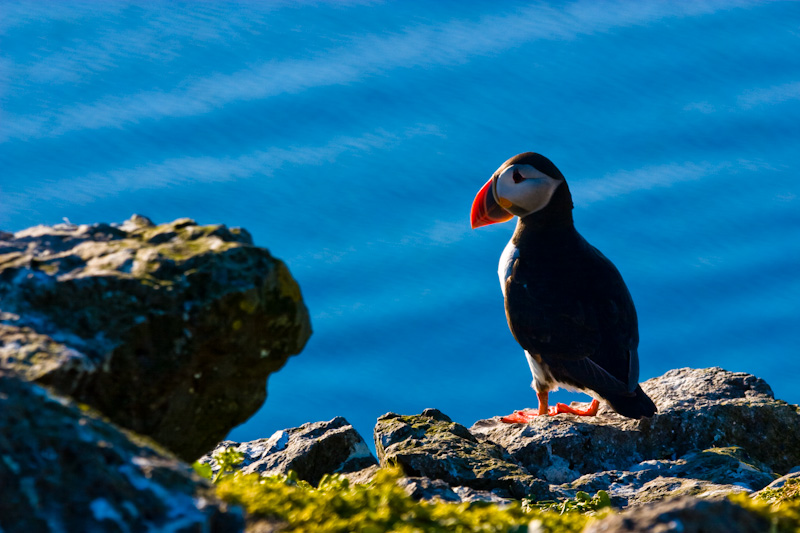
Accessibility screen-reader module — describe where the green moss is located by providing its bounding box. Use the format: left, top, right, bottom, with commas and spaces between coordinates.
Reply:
193, 461, 213, 480
756, 478, 800, 506
730, 479, 800, 533
276, 262, 302, 303
214, 466, 595, 533
525, 490, 612, 515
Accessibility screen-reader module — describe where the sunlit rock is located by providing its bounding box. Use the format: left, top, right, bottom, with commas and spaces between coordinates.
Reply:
0, 215, 311, 461
0, 369, 242, 532
374, 408, 550, 500
200, 417, 377, 487
471, 367, 800, 484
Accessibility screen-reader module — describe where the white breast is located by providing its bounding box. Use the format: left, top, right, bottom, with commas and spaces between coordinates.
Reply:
498, 238, 519, 298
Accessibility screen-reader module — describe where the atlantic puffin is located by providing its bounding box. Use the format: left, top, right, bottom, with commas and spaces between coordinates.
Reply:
471, 152, 656, 421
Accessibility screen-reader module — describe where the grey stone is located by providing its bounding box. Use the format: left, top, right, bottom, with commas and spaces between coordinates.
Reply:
754, 469, 800, 494
200, 417, 377, 486
0, 215, 311, 461
626, 476, 751, 507
584, 496, 769, 533
0, 369, 243, 533
471, 367, 800, 484
562, 447, 775, 507
340, 464, 380, 485
374, 408, 550, 500
452, 486, 514, 504
397, 477, 462, 503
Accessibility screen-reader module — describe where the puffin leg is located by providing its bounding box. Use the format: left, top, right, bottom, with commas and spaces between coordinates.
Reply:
501, 396, 601, 423
501, 391, 554, 422
553, 398, 600, 416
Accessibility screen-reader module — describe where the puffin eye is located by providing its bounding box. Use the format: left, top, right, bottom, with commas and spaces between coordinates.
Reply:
512, 168, 525, 184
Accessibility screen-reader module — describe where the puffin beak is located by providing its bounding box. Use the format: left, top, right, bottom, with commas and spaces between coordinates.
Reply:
471, 177, 513, 228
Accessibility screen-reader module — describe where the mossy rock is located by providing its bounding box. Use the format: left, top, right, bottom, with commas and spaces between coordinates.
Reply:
375, 408, 549, 500
0, 215, 311, 461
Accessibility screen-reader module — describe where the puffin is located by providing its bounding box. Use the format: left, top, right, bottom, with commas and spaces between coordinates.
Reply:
471, 152, 657, 421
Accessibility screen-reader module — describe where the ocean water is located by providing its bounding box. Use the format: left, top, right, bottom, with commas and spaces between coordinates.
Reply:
1, 1, 798, 450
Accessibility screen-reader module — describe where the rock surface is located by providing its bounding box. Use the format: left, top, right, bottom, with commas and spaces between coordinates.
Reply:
200, 417, 378, 486
218, 368, 796, 510
565, 447, 774, 507
0, 369, 243, 533
0, 216, 311, 460
374, 408, 550, 500
471, 367, 800, 485
583, 496, 769, 533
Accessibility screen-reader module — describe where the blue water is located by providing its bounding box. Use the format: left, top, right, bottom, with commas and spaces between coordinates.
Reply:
2, 1, 799, 450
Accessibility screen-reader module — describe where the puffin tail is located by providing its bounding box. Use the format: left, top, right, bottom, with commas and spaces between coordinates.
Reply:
605, 385, 657, 419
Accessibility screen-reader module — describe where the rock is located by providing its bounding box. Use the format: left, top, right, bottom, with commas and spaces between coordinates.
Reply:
200, 417, 377, 486
396, 476, 514, 504
374, 408, 550, 500
397, 477, 462, 503
471, 367, 800, 484
340, 464, 380, 485
753, 469, 800, 496
626, 476, 751, 507
0, 369, 243, 533
0, 216, 311, 461
583, 496, 770, 533
564, 447, 774, 507
452, 486, 515, 504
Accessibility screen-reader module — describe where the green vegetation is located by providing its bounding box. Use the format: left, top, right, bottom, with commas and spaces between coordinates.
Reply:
756, 478, 800, 506
730, 478, 800, 533
210, 463, 598, 533
196, 449, 800, 532
525, 490, 612, 515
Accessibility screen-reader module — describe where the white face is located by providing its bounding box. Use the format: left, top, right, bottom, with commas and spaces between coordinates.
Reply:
494, 164, 562, 217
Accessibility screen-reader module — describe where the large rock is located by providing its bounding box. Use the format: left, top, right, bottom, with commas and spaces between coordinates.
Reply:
564, 447, 774, 507
0, 216, 311, 461
200, 417, 378, 486
0, 369, 243, 533
583, 496, 769, 533
374, 408, 549, 500
471, 367, 800, 484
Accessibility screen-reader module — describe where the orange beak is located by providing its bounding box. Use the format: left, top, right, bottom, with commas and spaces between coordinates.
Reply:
470, 177, 513, 228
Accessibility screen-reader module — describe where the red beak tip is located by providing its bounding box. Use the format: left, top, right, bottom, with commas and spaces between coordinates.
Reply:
471, 176, 513, 229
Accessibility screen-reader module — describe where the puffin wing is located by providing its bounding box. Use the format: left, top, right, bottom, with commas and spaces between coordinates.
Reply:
504, 244, 639, 395
541, 355, 633, 395
504, 256, 602, 359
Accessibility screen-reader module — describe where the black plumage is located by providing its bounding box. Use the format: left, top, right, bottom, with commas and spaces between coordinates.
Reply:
474, 152, 656, 419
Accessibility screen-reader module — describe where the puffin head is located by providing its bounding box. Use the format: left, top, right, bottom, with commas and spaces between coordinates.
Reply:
471, 152, 569, 229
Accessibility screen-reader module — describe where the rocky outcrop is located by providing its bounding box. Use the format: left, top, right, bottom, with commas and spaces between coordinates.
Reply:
374, 408, 550, 500
214, 367, 797, 512
471, 367, 800, 487
564, 447, 774, 507
0, 369, 242, 532
200, 417, 378, 486
183, 367, 798, 530
0, 216, 311, 460
583, 496, 770, 533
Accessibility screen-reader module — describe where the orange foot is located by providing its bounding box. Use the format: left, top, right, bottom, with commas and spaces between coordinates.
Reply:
501, 398, 600, 423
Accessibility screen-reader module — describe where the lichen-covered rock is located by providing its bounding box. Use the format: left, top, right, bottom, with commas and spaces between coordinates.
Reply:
626, 476, 751, 507
200, 417, 377, 486
0, 216, 311, 460
340, 464, 380, 485
0, 369, 243, 533
397, 477, 462, 503
756, 469, 800, 493
374, 408, 549, 500
471, 367, 800, 484
563, 447, 775, 507
583, 496, 769, 533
